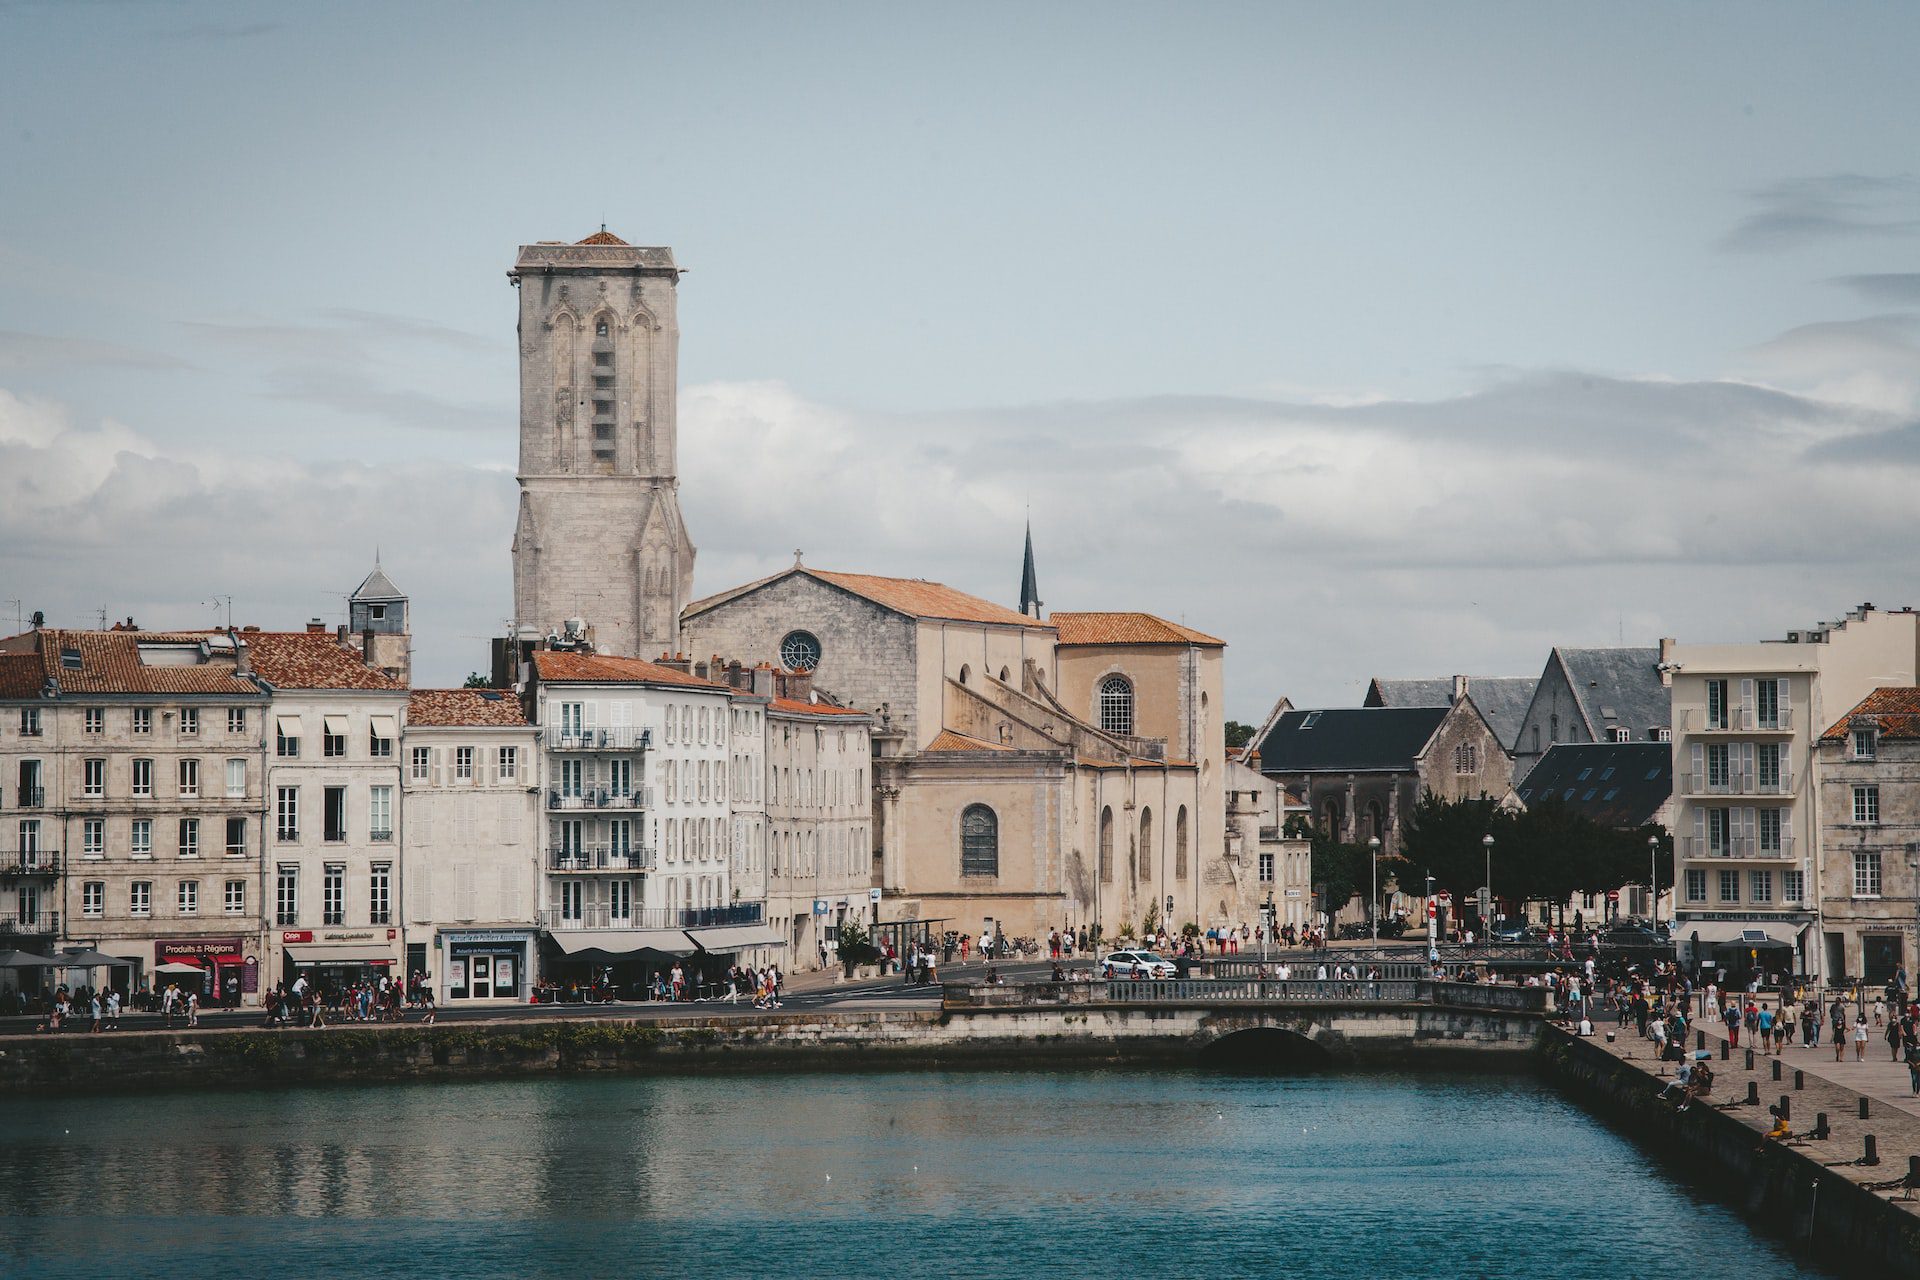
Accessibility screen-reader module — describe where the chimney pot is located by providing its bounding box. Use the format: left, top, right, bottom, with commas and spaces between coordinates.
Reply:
307, 619, 326, 634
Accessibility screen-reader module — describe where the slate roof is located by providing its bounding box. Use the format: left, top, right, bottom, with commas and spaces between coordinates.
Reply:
1253, 706, 1450, 774
1551, 647, 1668, 739
530, 650, 731, 691
1363, 675, 1537, 751
0, 629, 262, 697
1821, 687, 1920, 741
407, 689, 529, 727
351, 563, 404, 602
1051, 612, 1226, 647
685, 567, 1053, 630
1516, 742, 1671, 828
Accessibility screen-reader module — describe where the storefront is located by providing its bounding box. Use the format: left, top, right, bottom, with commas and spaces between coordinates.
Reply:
439, 929, 534, 1004
280, 929, 401, 994
156, 937, 257, 1007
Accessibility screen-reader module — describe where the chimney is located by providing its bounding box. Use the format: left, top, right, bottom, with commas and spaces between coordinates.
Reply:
229, 628, 251, 675
1658, 636, 1675, 664
1451, 674, 1468, 704
752, 663, 775, 697
307, 619, 326, 634
777, 668, 814, 702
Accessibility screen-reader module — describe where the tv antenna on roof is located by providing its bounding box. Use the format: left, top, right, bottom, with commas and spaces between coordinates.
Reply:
204, 595, 233, 629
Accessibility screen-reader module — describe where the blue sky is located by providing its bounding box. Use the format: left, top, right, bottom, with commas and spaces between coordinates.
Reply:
3, 2, 1920, 715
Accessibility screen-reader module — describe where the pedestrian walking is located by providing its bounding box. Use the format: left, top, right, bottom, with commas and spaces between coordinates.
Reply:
1890, 1016, 1906, 1062
1855, 1016, 1870, 1061
1833, 1002, 1848, 1061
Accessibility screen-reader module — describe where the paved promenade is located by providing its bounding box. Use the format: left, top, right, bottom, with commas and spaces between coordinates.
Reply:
1672, 1007, 1920, 1121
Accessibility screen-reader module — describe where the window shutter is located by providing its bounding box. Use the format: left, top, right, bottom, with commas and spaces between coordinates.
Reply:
583, 701, 598, 729
1689, 742, 1703, 783
1693, 809, 1706, 843
1739, 678, 1754, 712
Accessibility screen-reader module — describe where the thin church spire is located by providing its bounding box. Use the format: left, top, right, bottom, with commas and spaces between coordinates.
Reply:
1019, 521, 1042, 619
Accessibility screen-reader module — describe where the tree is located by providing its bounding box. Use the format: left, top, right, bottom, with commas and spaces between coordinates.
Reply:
1225, 720, 1257, 750
463, 672, 490, 689
1285, 814, 1374, 921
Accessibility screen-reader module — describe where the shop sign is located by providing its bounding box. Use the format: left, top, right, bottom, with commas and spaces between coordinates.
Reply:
282, 930, 313, 944
242, 956, 259, 994
320, 930, 377, 942
496, 959, 515, 987
449, 960, 466, 986
157, 937, 243, 961
440, 930, 529, 945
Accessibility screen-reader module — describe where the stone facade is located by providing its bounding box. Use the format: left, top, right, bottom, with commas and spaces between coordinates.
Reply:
763, 698, 873, 970
1814, 690, 1920, 987
510, 234, 694, 659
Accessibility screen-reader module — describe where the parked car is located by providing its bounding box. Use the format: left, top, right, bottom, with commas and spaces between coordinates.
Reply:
1491, 922, 1539, 943
1101, 950, 1177, 979
1598, 925, 1667, 949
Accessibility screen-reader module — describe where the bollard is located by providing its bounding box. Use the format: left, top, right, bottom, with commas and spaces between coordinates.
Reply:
1772, 1058, 1782, 1082
1721, 1042, 1730, 1060
1778, 1096, 1790, 1121
1814, 1112, 1830, 1140
1863, 1134, 1879, 1166
1697, 1030, 1706, 1051
1909, 1155, 1920, 1186
1860, 1097, 1871, 1120
1747, 1080, 1759, 1105
1746, 1048, 1755, 1071
1794, 1070, 1804, 1091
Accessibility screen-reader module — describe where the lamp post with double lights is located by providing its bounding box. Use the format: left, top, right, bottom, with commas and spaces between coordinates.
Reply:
1482, 833, 1495, 936
1648, 834, 1661, 927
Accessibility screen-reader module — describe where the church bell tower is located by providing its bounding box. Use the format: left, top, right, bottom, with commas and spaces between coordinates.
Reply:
508, 229, 696, 657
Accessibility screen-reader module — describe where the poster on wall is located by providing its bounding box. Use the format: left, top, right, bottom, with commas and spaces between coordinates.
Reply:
496, 958, 514, 989
449, 960, 466, 988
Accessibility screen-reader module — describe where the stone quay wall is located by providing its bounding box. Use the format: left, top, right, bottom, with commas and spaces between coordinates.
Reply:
1542, 1025, 1920, 1277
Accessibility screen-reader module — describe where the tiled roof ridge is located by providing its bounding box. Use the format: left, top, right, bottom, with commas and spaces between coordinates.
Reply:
1821, 686, 1920, 740
1051, 610, 1226, 647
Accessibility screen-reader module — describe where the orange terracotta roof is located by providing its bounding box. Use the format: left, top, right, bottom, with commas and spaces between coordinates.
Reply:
576, 229, 629, 245
531, 649, 732, 690
0, 629, 263, 697
685, 568, 1052, 631
1051, 611, 1225, 647
1822, 687, 1920, 741
926, 729, 1013, 752
768, 697, 868, 718
407, 689, 529, 727
238, 632, 406, 691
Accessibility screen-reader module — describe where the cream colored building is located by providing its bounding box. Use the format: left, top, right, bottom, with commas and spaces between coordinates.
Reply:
1668, 604, 1920, 980
1814, 688, 1920, 988
763, 694, 873, 970
401, 688, 540, 1005
0, 627, 269, 1001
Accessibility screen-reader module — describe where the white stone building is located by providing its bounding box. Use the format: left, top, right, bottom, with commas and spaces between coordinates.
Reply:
401, 688, 540, 1005
764, 693, 873, 970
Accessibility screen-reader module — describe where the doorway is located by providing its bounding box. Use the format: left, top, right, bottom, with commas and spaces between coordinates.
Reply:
465, 955, 493, 999
1863, 935, 1904, 987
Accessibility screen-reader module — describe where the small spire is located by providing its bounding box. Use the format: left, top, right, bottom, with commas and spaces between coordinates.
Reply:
1019, 522, 1042, 619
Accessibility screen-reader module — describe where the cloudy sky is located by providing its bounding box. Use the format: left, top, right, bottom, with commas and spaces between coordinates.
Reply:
3, 3, 1919, 718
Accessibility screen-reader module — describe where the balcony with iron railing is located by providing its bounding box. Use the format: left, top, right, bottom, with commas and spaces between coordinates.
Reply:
0, 909, 59, 936
1680, 835, 1796, 860
543, 726, 652, 752
1682, 771, 1794, 797
548, 787, 653, 811
538, 902, 765, 932
0, 850, 62, 876
1682, 707, 1794, 734
547, 845, 658, 873
10, 787, 46, 809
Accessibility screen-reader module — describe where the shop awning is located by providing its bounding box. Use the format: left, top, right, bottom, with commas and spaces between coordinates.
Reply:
687, 926, 787, 952
549, 929, 693, 956
323, 714, 350, 736
286, 944, 395, 967
371, 714, 398, 739
1682, 920, 1805, 948
275, 715, 301, 738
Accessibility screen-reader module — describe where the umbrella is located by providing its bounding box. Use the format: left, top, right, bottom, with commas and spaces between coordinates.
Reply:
0, 949, 58, 968
153, 961, 206, 975
53, 949, 122, 968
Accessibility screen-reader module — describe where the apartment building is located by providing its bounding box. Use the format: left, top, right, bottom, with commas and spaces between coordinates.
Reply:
764, 694, 873, 971
1815, 688, 1920, 987
254, 628, 412, 993
401, 688, 540, 1005
1668, 604, 1920, 981
0, 627, 269, 999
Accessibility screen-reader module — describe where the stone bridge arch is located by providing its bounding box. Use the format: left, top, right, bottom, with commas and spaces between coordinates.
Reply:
1193, 1011, 1340, 1069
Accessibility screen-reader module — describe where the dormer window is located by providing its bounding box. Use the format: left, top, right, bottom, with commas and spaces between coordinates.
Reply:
370, 605, 386, 622
1852, 727, 1877, 761
1300, 711, 1321, 729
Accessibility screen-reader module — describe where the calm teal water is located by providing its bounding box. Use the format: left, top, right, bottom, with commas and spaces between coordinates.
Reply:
0, 1070, 1825, 1279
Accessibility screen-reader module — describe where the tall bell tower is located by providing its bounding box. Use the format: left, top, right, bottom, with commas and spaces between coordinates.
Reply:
508, 229, 695, 658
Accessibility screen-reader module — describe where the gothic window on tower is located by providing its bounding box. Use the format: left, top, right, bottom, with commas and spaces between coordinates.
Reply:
780, 631, 822, 672
590, 316, 616, 469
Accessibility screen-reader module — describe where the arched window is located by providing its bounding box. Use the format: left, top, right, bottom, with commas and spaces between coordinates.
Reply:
961, 804, 998, 877
1323, 798, 1344, 838
1139, 807, 1153, 883
998, 666, 1010, 682
1099, 676, 1134, 736
1099, 806, 1113, 883
958, 664, 971, 685
1366, 800, 1385, 841
1175, 806, 1189, 879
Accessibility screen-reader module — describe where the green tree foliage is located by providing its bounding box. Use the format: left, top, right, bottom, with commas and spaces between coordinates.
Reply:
1283, 814, 1377, 916
1225, 720, 1257, 750
463, 672, 490, 689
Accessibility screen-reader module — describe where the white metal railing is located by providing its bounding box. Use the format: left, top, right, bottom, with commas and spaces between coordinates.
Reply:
1684, 707, 1793, 734
543, 726, 652, 751
1683, 771, 1794, 797
548, 845, 658, 872
1681, 835, 1794, 859
547, 787, 653, 811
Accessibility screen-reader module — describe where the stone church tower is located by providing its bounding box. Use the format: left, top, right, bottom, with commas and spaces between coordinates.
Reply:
508, 230, 695, 658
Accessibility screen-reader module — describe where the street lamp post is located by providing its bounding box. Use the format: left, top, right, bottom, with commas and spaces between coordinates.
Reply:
1647, 834, 1660, 926
1369, 836, 1381, 942
1482, 833, 1495, 937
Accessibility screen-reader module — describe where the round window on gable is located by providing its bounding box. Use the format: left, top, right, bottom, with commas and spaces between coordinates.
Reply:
780, 630, 822, 672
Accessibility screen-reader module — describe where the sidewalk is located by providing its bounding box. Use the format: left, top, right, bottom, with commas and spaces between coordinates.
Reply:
1681, 1011, 1920, 1121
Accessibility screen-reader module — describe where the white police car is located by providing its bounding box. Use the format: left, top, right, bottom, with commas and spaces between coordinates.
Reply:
1101, 949, 1176, 979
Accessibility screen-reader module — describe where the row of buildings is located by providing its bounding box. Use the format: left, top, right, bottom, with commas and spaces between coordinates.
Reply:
1245, 606, 1920, 989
